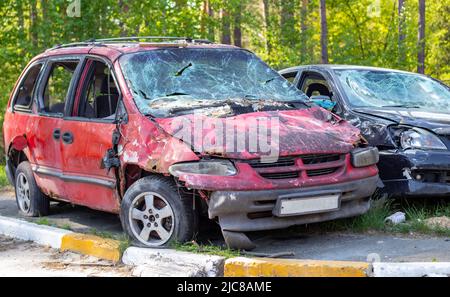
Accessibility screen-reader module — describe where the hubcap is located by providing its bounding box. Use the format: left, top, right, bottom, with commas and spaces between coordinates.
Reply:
16, 173, 31, 213
129, 192, 175, 246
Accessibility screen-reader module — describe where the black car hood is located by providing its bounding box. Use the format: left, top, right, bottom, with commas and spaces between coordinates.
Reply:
353, 108, 450, 135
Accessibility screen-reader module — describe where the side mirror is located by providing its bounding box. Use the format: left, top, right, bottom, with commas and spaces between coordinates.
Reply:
310, 95, 336, 111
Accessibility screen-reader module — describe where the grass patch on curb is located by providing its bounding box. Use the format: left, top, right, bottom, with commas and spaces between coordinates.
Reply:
173, 241, 241, 258
320, 197, 450, 237
34, 217, 76, 232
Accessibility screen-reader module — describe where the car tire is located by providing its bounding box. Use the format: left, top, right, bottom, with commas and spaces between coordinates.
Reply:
120, 175, 197, 248
14, 161, 50, 217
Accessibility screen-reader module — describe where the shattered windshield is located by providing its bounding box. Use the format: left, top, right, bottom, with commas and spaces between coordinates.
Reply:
120, 48, 309, 117
335, 69, 450, 111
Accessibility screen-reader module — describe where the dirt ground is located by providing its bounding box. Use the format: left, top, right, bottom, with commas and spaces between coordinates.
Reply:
0, 235, 133, 277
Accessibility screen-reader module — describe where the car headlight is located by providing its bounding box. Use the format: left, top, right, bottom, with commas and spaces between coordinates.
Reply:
169, 160, 237, 177
351, 147, 379, 168
400, 128, 447, 150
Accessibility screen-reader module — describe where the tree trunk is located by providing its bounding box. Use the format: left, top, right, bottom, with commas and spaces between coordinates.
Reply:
30, 0, 38, 47
201, 1, 208, 38
207, 1, 215, 41
280, 0, 294, 45
262, 0, 271, 55
221, 9, 231, 44
417, 0, 425, 74
233, 3, 242, 47
118, 0, 129, 37
398, 0, 406, 64
300, 0, 309, 63
17, 0, 25, 38
320, 0, 329, 64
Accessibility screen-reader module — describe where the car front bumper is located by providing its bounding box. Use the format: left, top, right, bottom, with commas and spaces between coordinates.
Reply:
379, 149, 450, 197
207, 175, 379, 233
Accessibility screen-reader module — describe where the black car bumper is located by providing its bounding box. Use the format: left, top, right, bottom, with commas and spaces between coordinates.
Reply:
208, 175, 378, 233
379, 149, 450, 197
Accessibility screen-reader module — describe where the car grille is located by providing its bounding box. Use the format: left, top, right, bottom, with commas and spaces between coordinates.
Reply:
243, 154, 345, 180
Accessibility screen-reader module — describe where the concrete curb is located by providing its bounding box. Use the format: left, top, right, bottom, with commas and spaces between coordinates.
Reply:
122, 247, 225, 277
0, 215, 120, 262
61, 233, 121, 262
224, 257, 370, 277
0, 216, 72, 249
371, 262, 450, 277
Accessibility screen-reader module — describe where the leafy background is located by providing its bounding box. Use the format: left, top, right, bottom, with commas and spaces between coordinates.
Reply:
0, 0, 449, 157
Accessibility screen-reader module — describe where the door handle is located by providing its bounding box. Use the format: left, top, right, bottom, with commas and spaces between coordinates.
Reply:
53, 129, 61, 140
62, 132, 74, 144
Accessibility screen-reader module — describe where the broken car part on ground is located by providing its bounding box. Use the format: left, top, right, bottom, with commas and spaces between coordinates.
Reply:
280, 65, 450, 199
3, 37, 379, 250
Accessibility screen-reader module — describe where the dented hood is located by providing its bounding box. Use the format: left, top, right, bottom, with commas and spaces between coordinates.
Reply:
353, 107, 450, 135
155, 107, 362, 159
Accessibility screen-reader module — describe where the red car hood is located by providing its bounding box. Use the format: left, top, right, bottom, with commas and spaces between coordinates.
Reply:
155, 107, 362, 159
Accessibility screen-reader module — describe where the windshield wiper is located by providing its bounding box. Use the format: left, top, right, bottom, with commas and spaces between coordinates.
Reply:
280, 100, 311, 108
165, 92, 191, 97
382, 104, 420, 108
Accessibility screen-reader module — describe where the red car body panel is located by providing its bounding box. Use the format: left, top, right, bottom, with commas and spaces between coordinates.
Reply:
3, 43, 378, 215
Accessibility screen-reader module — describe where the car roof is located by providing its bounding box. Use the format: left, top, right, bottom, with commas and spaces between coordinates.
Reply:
32, 37, 239, 62
279, 64, 420, 75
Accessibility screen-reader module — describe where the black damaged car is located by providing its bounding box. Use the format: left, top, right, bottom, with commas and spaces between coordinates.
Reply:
280, 65, 450, 198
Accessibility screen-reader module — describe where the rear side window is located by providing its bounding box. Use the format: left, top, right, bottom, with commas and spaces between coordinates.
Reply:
13, 63, 43, 111
41, 60, 79, 115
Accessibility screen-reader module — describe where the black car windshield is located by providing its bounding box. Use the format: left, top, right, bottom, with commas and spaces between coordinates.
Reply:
120, 48, 309, 117
335, 69, 450, 111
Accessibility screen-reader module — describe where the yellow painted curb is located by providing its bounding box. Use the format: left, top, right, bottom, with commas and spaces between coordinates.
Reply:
224, 257, 370, 277
61, 233, 121, 262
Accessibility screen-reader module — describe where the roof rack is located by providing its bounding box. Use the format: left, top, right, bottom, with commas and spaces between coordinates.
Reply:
46, 36, 213, 52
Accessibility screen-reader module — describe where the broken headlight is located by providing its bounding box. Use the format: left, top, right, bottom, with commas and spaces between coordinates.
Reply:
169, 160, 237, 177
400, 128, 447, 150
351, 147, 379, 168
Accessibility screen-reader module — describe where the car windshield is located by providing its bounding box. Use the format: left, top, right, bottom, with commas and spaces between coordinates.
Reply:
119, 48, 309, 117
335, 69, 450, 111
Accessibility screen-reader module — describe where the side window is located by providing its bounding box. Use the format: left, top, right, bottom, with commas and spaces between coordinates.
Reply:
301, 72, 332, 98
77, 60, 120, 120
41, 60, 79, 115
281, 71, 297, 83
13, 63, 43, 110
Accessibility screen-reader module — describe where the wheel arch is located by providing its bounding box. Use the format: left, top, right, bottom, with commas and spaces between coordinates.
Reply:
6, 136, 31, 185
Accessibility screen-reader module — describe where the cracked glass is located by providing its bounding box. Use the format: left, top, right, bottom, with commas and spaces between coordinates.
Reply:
335, 69, 450, 111
120, 48, 309, 117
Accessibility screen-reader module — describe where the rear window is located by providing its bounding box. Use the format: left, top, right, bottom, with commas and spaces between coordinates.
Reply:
13, 63, 43, 111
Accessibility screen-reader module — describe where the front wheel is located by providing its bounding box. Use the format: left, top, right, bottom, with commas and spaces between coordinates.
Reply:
120, 175, 197, 247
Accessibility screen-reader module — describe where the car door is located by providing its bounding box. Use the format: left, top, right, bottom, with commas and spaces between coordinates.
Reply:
32, 58, 82, 200
59, 57, 122, 213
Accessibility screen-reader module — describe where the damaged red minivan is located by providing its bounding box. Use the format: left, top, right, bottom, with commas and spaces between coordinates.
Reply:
3, 37, 379, 249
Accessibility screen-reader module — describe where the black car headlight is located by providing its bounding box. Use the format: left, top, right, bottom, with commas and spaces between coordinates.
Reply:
351, 147, 379, 168
169, 160, 237, 177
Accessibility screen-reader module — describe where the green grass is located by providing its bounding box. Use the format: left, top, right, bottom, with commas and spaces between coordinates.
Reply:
172, 241, 241, 258
0, 166, 10, 188
34, 217, 74, 231
320, 196, 450, 237
35, 217, 51, 226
